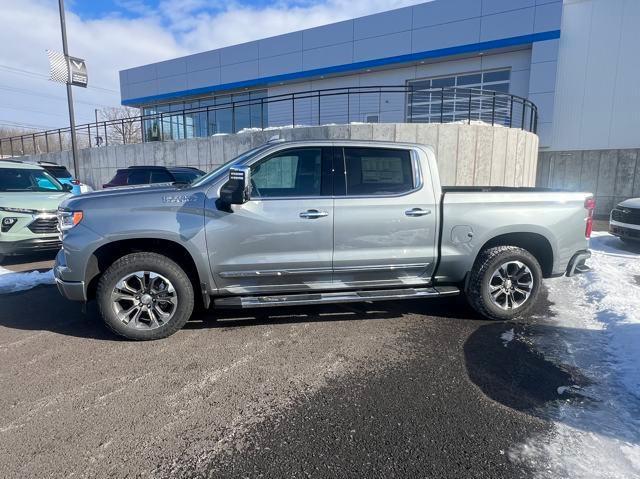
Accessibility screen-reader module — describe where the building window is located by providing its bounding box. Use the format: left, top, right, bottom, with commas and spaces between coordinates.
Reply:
142, 89, 268, 141
406, 69, 511, 125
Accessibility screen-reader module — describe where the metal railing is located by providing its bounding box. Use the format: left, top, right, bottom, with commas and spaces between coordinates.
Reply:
0, 86, 538, 158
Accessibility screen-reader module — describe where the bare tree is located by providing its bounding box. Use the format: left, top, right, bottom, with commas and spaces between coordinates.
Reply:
99, 106, 142, 145
0, 126, 52, 157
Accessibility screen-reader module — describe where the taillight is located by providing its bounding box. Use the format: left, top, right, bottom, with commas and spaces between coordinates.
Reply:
71, 179, 81, 185
585, 197, 596, 238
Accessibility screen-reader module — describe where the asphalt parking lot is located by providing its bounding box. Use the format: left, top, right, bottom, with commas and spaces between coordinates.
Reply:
0, 253, 582, 478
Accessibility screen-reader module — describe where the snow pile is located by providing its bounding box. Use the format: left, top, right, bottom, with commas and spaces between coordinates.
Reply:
451, 119, 506, 128
511, 232, 640, 478
500, 328, 515, 347
0, 266, 55, 294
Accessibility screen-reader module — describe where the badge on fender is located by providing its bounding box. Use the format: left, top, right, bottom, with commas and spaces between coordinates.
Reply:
162, 195, 197, 204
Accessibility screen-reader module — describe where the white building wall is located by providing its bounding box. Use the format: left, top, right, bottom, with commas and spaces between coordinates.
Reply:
550, 0, 640, 151
267, 49, 533, 127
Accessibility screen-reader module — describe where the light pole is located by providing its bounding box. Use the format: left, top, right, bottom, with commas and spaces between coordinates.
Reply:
57, 0, 79, 178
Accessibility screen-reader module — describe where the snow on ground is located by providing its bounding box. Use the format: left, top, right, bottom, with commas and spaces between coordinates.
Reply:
501, 328, 515, 347
0, 266, 54, 294
511, 232, 640, 479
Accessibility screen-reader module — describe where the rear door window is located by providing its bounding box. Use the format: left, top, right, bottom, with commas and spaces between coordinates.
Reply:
341, 148, 414, 196
127, 170, 150, 185
150, 169, 174, 183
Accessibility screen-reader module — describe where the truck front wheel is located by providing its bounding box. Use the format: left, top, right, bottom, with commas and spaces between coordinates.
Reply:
466, 246, 542, 321
96, 252, 195, 340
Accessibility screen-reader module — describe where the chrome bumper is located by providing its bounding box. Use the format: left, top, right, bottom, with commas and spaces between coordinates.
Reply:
566, 250, 591, 277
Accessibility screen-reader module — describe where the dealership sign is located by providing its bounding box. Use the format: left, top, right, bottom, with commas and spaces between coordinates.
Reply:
46, 50, 88, 87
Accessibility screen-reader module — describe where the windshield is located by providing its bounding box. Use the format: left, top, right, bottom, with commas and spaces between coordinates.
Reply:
0, 167, 65, 192
191, 144, 273, 187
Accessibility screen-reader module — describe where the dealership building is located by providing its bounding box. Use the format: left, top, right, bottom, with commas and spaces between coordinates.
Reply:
119, 0, 640, 213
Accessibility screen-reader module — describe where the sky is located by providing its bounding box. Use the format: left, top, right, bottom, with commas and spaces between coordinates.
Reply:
0, 0, 427, 136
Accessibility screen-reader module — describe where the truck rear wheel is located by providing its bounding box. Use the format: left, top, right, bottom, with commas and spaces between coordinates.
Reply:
96, 252, 194, 340
466, 246, 542, 321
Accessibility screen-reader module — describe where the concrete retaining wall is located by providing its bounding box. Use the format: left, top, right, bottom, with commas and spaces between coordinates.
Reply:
20, 123, 539, 190
537, 149, 640, 217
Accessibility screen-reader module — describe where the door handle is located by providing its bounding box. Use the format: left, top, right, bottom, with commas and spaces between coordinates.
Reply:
405, 208, 431, 217
299, 209, 329, 219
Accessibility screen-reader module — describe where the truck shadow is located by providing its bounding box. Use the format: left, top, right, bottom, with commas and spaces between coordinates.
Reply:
0, 284, 477, 341
463, 289, 640, 445
1, 285, 638, 445
188, 295, 477, 330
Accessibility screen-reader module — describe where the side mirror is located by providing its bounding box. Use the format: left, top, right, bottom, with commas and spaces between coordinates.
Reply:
62, 183, 73, 192
217, 166, 251, 212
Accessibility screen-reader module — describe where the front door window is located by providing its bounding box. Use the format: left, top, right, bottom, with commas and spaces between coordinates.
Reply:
250, 148, 323, 198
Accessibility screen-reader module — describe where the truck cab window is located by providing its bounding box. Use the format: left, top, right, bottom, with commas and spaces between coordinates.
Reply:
251, 148, 322, 198
343, 148, 414, 196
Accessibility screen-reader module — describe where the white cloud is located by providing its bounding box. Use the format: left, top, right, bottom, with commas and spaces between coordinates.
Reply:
0, 0, 427, 135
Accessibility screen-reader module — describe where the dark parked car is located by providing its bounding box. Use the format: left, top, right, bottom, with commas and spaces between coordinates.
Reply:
102, 166, 205, 189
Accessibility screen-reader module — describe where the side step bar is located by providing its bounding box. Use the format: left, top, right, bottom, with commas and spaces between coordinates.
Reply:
214, 286, 460, 309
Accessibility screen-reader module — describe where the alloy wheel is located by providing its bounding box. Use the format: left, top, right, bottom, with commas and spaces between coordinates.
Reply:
488, 260, 534, 310
110, 271, 178, 329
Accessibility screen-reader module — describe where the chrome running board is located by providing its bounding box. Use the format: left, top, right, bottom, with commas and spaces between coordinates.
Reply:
214, 286, 460, 309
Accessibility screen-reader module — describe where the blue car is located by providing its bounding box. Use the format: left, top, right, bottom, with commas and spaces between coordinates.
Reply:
36, 162, 93, 195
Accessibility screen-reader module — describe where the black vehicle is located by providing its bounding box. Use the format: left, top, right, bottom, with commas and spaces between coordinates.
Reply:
102, 166, 205, 188
610, 198, 640, 244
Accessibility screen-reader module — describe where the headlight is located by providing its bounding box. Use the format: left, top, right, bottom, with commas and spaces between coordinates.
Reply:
57, 210, 83, 231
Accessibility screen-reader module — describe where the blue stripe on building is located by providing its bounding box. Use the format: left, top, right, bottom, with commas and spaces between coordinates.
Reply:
122, 30, 561, 106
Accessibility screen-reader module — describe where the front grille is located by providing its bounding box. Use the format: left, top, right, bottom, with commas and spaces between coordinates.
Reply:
611, 207, 640, 226
610, 225, 640, 239
28, 217, 59, 234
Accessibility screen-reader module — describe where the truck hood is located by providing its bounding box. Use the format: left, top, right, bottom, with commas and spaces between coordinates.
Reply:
60, 183, 186, 210
0, 191, 71, 212
75, 183, 179, 200
618, 197, 640, 209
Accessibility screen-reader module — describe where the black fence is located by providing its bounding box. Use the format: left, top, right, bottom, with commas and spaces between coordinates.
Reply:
0, 86, 537, 157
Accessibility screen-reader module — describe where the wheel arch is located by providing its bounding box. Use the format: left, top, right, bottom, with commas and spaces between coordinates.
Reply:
476, 232, 555, 278
85, 237, 210, 308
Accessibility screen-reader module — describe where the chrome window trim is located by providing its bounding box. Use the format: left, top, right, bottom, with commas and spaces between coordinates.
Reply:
207, 141, 428, 200
250, 146, 424, 201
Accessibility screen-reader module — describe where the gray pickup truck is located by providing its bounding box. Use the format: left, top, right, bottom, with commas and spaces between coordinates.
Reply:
54, 139, 593, 340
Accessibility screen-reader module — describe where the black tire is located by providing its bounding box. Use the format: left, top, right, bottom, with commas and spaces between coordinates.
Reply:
466, 246, 542, 321
97, 252, 194, 340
